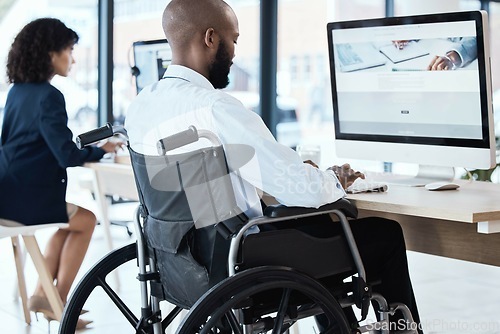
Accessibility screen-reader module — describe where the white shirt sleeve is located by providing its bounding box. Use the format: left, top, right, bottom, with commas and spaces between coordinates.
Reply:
212, 94, 345, 208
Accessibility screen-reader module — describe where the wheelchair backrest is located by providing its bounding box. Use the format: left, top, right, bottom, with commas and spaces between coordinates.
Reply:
128, 140, 249, 308
129, 145, 243, 229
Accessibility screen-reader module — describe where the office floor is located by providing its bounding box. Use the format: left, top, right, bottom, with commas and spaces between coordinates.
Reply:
1, 174, 500, 334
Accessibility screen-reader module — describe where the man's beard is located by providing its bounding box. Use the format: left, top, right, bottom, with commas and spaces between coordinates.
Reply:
208, 40, 232, 89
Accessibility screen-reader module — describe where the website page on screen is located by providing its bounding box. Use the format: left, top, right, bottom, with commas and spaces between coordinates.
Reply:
332, 20, 482, 140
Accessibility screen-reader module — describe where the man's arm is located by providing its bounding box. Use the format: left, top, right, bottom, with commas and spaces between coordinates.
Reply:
212, 95, 346, 208
427, 37, 477, 70
449, 37, 477, 67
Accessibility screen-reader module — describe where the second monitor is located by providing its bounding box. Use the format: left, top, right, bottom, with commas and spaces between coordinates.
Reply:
133, 39, 172, 94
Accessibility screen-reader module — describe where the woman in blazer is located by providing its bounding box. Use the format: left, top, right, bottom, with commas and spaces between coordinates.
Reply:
0, 18, 120, 328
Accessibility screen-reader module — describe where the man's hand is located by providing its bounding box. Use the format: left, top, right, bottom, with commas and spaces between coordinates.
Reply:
328, 163, 365, 189
427, 51, 461, 71
392, 40, 410, 50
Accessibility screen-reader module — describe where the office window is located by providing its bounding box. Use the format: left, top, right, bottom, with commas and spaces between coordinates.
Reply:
114, 0, 164, 18
112, 0, 261, 125
303, 55, 311, 80
334, 0, 385, 20
0, 0, 99, 136
315, 54, 325, 79
289, 55, 299, 80
112, 0, 163, 125
275, 0, 385, 165
225, 0, 261, 95
394, 0, 478, 16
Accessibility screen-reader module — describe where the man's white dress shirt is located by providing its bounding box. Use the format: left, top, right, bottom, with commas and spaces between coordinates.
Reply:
125, 65, 344, 219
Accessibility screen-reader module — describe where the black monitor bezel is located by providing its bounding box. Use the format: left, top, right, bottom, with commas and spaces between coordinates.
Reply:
327, 11, 491, 149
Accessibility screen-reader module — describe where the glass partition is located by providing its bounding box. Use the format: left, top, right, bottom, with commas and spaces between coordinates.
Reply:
112, 0, 261, 126
0, 0, 98, 136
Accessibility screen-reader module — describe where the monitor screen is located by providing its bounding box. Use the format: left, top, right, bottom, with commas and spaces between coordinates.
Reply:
132, 39, 172, 94
327, 10, 495, 172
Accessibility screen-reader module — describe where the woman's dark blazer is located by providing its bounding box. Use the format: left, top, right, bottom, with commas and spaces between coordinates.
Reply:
0, 82, 105, 225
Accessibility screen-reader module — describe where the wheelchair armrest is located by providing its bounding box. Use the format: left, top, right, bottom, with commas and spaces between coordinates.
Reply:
228, 198, 360, 277
263, 198, 358, 220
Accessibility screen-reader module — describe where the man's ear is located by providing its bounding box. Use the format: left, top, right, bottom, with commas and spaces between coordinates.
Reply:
204, 28, 216, 49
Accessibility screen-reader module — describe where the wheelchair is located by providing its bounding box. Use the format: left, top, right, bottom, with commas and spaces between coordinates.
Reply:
59, 123, 418, 334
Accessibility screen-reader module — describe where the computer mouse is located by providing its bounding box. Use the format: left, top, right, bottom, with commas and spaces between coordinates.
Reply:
424, 181, 460, 191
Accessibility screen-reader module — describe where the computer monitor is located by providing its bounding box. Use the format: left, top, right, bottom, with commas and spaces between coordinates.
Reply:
327, 10, 495, 184
132, 39, 172, 94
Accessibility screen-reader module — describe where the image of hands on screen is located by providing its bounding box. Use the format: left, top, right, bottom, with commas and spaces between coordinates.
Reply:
392, 37, 477, 71
334, 37, 478, 72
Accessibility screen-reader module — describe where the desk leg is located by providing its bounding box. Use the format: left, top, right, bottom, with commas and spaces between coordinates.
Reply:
477, 220, 500, 234
91, 170, 114, 251
91, 170, 121, 289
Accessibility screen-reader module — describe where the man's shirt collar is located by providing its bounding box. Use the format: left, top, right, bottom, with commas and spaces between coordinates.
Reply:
163, 65, 215, 90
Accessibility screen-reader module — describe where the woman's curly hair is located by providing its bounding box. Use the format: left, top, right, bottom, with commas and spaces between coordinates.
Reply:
6, 18, 79, 83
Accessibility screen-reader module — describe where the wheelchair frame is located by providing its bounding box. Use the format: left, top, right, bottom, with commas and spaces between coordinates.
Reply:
59, 123, 418, 334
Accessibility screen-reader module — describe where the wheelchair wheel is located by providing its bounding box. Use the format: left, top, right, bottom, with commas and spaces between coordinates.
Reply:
59, 243, 142, 333
177, 266, 350, 334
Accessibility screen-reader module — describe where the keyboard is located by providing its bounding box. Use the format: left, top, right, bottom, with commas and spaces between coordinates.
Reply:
337, 44, 362, 66
346, 178, 388, 194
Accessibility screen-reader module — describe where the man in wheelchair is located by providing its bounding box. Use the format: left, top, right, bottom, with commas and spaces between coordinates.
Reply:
125, 0, 423, 333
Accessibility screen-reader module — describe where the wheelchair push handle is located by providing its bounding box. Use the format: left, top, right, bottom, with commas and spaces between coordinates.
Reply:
76, 123, 219, 154
157, 125, 199, 155
157, 126, 223, 155
76, 123, 128, 149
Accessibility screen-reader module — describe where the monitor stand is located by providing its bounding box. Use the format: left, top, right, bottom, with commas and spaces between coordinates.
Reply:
386, 165, 455, 187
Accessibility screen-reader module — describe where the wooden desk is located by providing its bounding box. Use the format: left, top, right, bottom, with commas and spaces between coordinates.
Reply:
85, 161, 500, 266
347, 179, 500, 266
85, 161, 137, 253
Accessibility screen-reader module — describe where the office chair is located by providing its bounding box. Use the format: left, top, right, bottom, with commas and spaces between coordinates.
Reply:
0, 219, 68, 325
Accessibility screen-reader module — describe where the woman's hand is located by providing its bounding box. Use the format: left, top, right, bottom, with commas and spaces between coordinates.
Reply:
98, 140, 124, 154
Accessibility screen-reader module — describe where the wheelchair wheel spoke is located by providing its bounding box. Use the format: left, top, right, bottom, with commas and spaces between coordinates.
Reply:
162, 305, 183, 330
199, 311, 238, 334
97, 276, 139, 327
225, 310, 243, 334
272, 288, 291, 334
59, 243, 181, 334
178, 267, 351, 334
